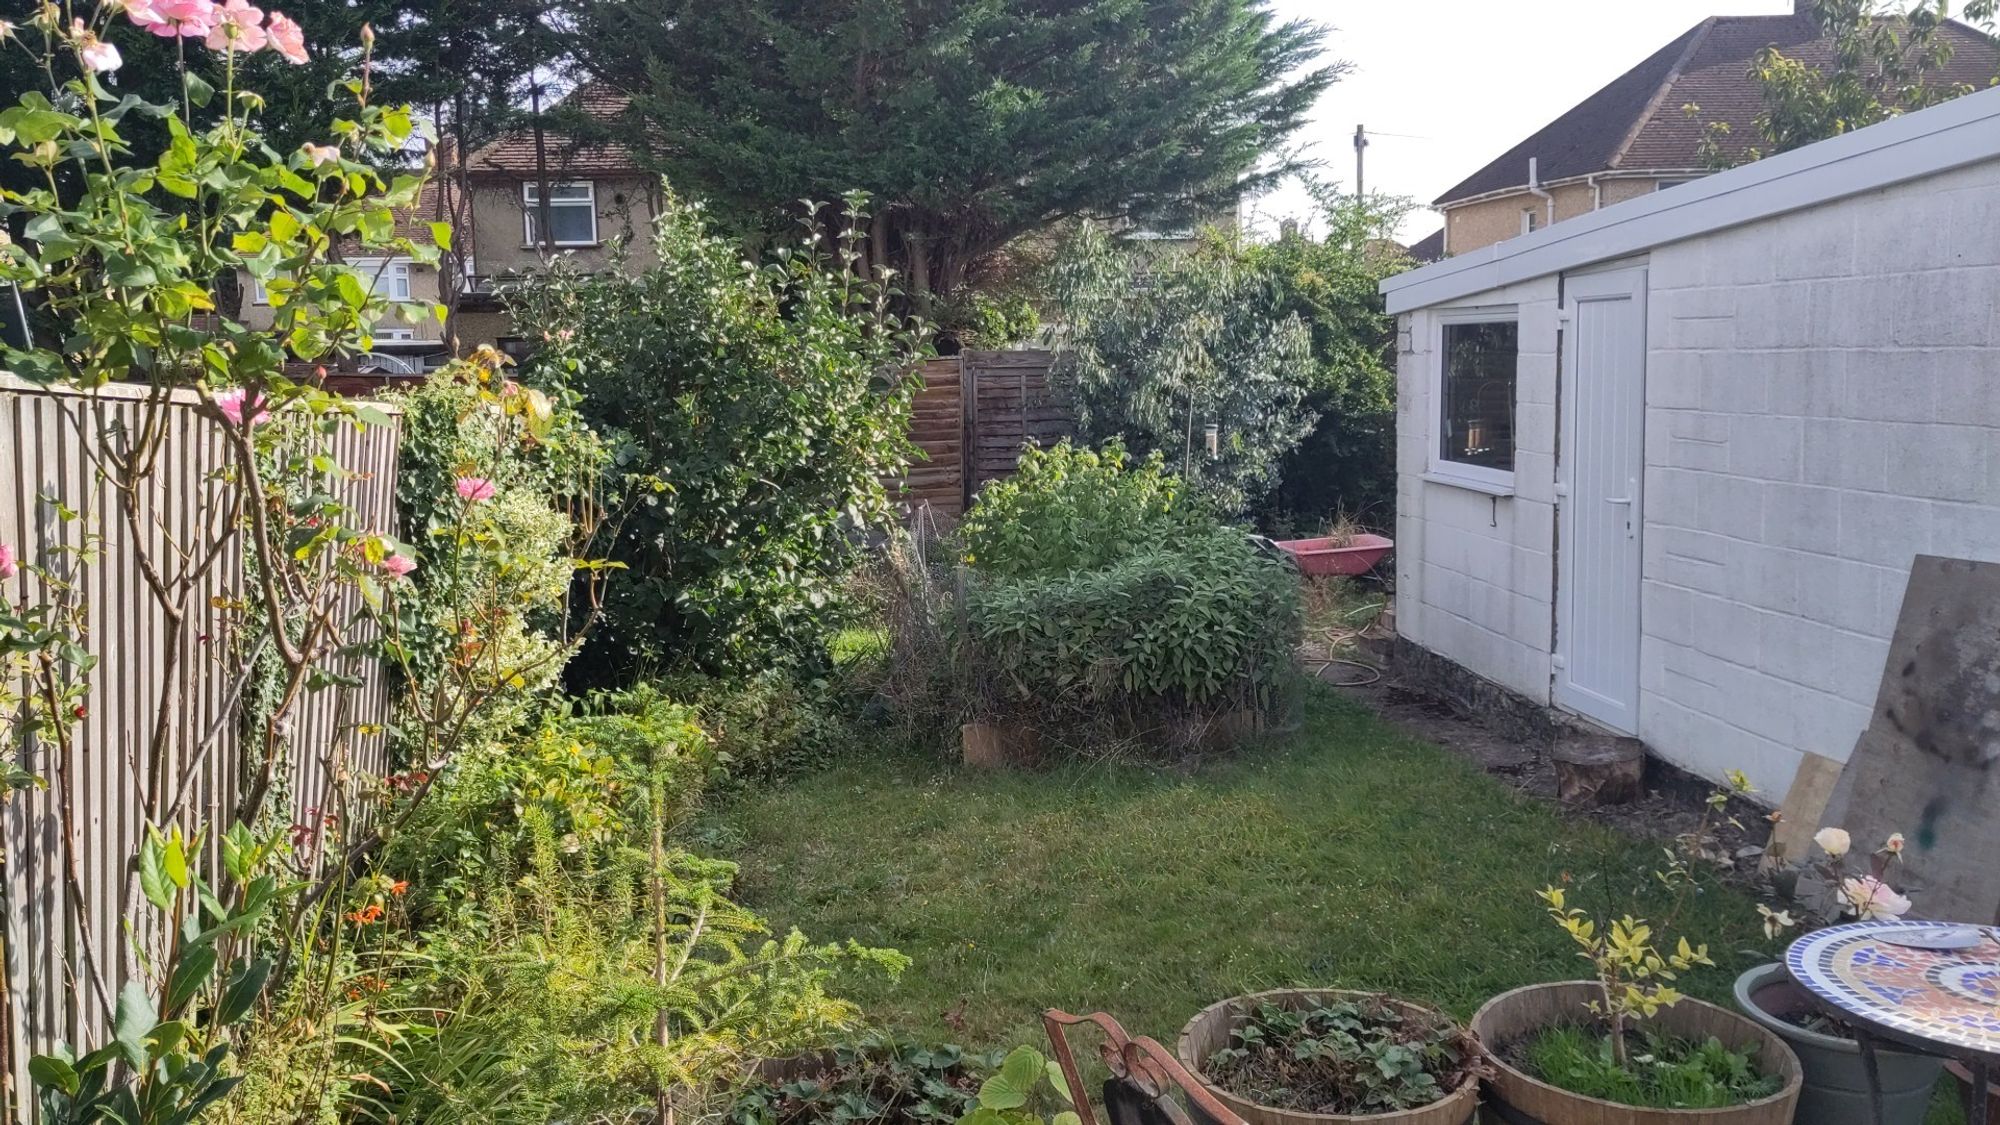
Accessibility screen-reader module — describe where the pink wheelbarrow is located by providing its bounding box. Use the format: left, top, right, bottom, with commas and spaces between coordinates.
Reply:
1272, 534, 1394, 577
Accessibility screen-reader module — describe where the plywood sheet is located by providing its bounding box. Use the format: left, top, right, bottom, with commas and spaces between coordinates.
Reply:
1822, 555, 2000, 925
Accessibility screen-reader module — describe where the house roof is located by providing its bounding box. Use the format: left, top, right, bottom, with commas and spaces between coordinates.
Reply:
1407, 229, 1445, 263
1436, 13, 2000, 205
465, 84, 645, 178
1383, 83, 2000, 314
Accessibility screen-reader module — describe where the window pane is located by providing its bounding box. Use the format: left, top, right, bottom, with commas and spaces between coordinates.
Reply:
1441, 321, 1517, 471
524, 181, 592, 203
546, 203, 596, 244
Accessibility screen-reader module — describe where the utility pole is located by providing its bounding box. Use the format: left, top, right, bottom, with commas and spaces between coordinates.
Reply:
1354, 124, 1369, 199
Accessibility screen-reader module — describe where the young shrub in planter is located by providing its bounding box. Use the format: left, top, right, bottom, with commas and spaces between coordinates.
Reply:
1177, 989, 1484, 1124
1471, 773, 1803, 1124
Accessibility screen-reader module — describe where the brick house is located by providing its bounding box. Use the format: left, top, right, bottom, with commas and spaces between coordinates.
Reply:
1431, 2, 1999, 257
1378, 85, 2000, 797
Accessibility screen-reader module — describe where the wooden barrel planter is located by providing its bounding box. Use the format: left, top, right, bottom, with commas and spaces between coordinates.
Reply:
1469, 983, 1802, 1125
1176, 988, 1481, 1125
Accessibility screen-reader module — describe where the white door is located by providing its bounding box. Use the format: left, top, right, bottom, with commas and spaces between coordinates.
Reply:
1555, 268, 1648, 733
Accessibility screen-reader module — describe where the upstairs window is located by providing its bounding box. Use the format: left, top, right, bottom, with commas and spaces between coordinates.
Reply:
523, 181, 598, 247
349, 258, 412, 301
1436, 316, 1518, 482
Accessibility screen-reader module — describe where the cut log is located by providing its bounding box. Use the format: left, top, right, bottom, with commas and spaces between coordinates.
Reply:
1554, 735, 1646, 806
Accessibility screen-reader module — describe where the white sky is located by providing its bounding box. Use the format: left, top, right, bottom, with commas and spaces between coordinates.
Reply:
1251, 0, 1801, 241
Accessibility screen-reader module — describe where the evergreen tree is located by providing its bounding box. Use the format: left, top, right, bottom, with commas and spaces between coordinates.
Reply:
567, 0, 1340, 309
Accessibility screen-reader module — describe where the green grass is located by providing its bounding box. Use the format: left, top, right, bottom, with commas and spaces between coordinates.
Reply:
700, 688, 1773, 1049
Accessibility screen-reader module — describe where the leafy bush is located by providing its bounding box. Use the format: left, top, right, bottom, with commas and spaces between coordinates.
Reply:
1204, 1000, 1482, 1115
728, 1035, 1000, 1125
962, 442, 1205, 578
661, 666, 862, 787
507, 190, 929, 682
388, 357, 612, 752
965, 530, 1300, 732
1521, 1026, 1782, 1110
1241, 197, 1409, 531
1044, 224, 1314, 513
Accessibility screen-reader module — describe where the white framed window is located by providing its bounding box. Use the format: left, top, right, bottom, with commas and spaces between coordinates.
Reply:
375, 328, 416, 341
1429, 307, 1520, 492
348, 258, 413, 301
1521, 209, 1540, 235
249, 274, 269, 305
523, 180, 598, 247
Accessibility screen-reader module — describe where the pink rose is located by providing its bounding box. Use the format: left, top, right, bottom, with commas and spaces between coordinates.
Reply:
204, 0, 266, 52
136, 0, 217, 38
77, 28, 123, 72
454, 477, 496, 503
264, 10, 306, 63
0, 542, 17, 581
1841, 876, 1912, 921
214, 387, 270, 428
380, 553, 416, 579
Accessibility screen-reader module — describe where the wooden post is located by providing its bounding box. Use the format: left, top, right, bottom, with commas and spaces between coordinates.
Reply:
1553, 736, 1646, 806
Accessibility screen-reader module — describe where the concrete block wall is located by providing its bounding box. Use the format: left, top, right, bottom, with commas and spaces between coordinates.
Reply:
1395, 277, 1563, 702
1638, 157, 2000, 795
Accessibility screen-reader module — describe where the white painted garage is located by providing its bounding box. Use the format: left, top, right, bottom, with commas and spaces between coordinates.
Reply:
1380, 85, 2000, 797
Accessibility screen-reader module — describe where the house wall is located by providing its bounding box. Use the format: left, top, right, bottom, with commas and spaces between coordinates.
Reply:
235, 262, 444, 338
1636, 155, 2000, 794
1400, 155, 2000, 797
467, 174, 662, 276
1443, 177, 1680, 256
1393, 275, 1563, 703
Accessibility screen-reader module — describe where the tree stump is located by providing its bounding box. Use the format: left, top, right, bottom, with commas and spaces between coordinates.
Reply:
1553, 735, 1646, 806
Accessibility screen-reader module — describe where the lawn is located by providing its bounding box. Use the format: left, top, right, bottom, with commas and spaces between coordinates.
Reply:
701, 686, 1775, 1049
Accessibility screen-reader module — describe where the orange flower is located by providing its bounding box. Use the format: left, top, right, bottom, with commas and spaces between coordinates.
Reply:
390, 880, 408, 897
345, 902, 384, 925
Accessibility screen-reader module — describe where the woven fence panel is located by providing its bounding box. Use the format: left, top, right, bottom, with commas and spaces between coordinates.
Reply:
887, 357, 967, 520
964, 350, 1068, 494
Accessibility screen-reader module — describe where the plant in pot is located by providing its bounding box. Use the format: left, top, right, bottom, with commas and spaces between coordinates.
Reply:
1733, 826, 1942, 1125
730, 1034, 1002, 1125
1175, 988, 1486, 1125
1470, 772, 1804, 1123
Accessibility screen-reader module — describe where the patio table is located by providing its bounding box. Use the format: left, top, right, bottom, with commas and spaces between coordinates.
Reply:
1787, 920, 2000, 1125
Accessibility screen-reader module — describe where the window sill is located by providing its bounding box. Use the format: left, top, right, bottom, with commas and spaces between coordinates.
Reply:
1422, 471, 1515, 498
522, 243, 602, 250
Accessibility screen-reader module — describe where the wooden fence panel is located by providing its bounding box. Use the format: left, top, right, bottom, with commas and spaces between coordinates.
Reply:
0, 377, 397, 1115
888, 358, 967, 520
963, 350, 1068, 497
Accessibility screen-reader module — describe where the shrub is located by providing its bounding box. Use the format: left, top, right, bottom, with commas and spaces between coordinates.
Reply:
660, 666, 861, 786
964, 529, 1300, 737
961, 441, 1206, 578
507, 190, 929, 682
1044, 224, 1314, 513
1204, 1000, 1482, 1115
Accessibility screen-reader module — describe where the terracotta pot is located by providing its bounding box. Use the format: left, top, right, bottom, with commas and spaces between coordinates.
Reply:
1176, 987, 1480, 1125
961, 721, 1037, 768
1469, 982, 1801, 1125
1732, 962, 1942, 1125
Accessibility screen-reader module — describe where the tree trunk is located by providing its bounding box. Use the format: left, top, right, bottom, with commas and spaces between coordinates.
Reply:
1554, 736, 1646, 806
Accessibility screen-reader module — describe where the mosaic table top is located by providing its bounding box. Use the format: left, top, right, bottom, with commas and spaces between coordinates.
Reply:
1787, 921, 2000, 1058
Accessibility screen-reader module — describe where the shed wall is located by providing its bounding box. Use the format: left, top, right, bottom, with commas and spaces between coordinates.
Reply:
1636, 156, 2000, 793
1397, 155, 2000, 796
1394, 276, 1563, 703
